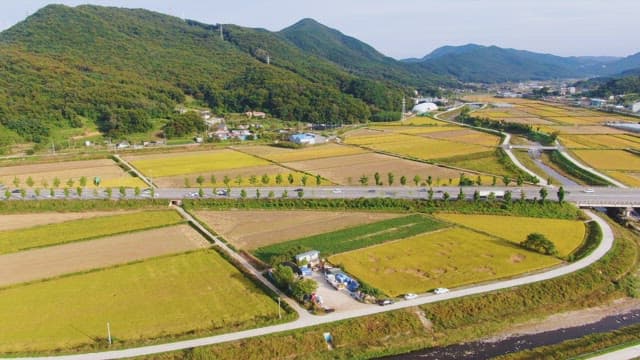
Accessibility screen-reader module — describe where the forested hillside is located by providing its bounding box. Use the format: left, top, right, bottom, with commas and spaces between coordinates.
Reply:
0, 5, 426, 152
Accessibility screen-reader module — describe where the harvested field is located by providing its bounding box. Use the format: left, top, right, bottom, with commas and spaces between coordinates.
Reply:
435, 213, 586, 257
605, 171, 640, 187
573, 150, 640, 171
0, 250, 283, 353
239, 143, 367, 163
195, 210, 402, 250
0, 158, 145, 189
283, 152, 463, 186
125, 149, 269, 178
152, 164, 326, 188
0, 210, 138, 231
330, 227, 559, 297
497, 117, 554, 125
0, 210, 184, 254
0, 225, 209, 287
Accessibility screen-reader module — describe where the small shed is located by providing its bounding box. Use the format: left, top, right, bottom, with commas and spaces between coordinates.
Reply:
295, 250, 320, 265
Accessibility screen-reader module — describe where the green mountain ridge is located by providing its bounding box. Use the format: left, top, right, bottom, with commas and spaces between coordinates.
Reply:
0, 5, 423, 152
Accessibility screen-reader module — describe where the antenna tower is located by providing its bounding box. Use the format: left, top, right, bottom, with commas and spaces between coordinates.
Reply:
401, 96, 406, 121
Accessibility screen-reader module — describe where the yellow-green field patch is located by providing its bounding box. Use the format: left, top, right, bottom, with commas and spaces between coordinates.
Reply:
329, 227, 559, 297
126, 149, 269, 177
0, 250, 284, 353
239, 143, 367, 163
435, 213, 586, 257
573, 150, 640, 171
0, 210, 184, 254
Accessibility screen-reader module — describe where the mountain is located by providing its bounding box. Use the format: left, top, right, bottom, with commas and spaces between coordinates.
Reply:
405, 44, 640, 83
0, 5, 428, 152
278, 18, 453, 88
407, 44, 601, 83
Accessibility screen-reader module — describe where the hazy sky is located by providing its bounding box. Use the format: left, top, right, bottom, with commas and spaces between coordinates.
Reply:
1, 0, 638, 59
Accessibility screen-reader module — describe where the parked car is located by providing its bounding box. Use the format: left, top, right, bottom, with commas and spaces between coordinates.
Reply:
403, 293, 418, 300
433, 288, 449, 295
378, 299, 394, 306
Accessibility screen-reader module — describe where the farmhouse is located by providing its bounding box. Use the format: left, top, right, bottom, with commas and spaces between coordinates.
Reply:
295, 250, 320, 266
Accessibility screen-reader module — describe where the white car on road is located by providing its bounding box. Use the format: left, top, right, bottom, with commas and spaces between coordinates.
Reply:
403, 293, 418, 300
433, 288, 449, 295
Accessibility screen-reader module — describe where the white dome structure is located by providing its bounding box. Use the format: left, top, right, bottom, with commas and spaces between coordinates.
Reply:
412, 102, 438, 114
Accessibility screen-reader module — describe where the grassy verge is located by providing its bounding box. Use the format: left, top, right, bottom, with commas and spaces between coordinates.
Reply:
569, 220, 602, 262
0, 249, 292, 355
495, 324, 640, 360
0, 210, 184, 254
0, 198, 167, 213
512, 149, 556, 184
549, 150, 611, 186
141, 218, 640, 360
253, 214, 445, 264
185, 198, 584, 220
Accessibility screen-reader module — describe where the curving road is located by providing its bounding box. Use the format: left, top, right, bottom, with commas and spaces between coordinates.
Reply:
14, 209, 614, 360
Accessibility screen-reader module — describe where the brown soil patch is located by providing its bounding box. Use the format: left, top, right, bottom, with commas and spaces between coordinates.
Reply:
510, 254, 526, 264
0, 210, 139, 231
194, 210, 401, 250
0, 225, 208, 287
153, 164, 294, 188
284, 152, 461, 185
501, 117, 554, 125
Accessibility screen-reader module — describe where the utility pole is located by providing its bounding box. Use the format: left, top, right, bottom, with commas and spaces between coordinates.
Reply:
107, 322, 112, 345
219, 25, 223, 41
278, 297, 281, 319
401, 96, 407, 121
266, 54, 270, 65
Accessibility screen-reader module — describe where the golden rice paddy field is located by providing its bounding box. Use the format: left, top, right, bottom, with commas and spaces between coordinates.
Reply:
239, 143, 367, 163
0, 159, 146, 189
329, 227, 560, 297
434, 213, 586, 257
572, 150, 640, 171
560, 135, 640, 149
346, 133, 492, 161
125, 149, 269, 178
0, 250, 283, 353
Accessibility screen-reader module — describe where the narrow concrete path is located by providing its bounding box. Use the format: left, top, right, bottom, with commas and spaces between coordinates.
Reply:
112, 154, 155, 188
16, 210, 614, 360
501, 134, 549, 186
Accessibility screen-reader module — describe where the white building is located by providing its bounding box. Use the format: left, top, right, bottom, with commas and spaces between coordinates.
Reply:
632, 101, 640, 113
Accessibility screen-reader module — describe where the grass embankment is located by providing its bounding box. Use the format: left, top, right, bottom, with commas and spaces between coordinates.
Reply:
185, 198, 585, 220
0, 210, 183, 254
253, 214, 445, 264
435, 213, 586, 257
143, 220, 640, 360
330, 227, 560, 297
512, 149, 555, 184
549, 150, 611, 186
0, 250, 291, 355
